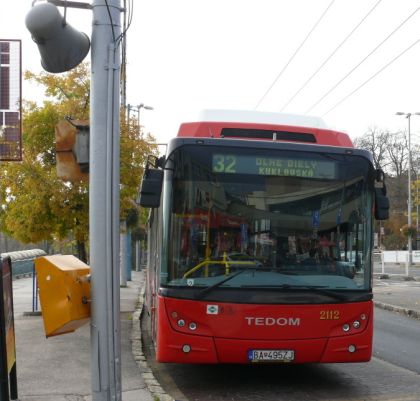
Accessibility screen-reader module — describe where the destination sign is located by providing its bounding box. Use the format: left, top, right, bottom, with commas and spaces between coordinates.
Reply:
212, 154, 336, 179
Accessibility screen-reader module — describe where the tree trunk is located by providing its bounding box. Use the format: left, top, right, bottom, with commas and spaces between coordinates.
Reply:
77, 240, 87, 263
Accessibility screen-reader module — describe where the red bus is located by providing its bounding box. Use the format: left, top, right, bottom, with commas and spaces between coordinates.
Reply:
139, 110, 389, 364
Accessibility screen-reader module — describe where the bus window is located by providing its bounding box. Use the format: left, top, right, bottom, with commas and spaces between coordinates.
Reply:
162, 145, 374, 292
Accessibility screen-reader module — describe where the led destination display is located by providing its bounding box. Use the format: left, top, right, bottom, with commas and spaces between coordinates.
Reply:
212, 154, 336, 179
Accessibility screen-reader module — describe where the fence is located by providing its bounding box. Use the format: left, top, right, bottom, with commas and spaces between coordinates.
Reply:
381, 250, 420, 264
1, 249, 46, 313
377, 250, 420, 277
0, 249, 47, 278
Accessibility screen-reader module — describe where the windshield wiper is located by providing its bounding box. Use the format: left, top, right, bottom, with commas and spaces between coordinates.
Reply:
240, 284, 349, 301
195, 268, 251, 300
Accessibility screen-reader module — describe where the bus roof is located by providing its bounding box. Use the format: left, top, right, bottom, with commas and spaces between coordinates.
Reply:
193, 109, 328, 129
177, 109, 353, 147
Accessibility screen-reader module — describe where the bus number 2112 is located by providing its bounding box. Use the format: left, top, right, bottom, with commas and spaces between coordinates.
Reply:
320, 310, 340, 320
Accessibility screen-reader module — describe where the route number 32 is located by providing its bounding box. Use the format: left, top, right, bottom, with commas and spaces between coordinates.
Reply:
213, 155, 237, 173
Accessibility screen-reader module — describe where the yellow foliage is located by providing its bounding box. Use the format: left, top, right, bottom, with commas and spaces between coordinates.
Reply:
1, 63, 157, 250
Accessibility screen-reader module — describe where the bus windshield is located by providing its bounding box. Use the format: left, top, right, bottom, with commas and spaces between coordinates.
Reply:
162, 145, 374, 293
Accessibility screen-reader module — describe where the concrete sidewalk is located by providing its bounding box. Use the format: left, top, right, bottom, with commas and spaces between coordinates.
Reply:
373, 275, 420, 319
12, 270, 155, 401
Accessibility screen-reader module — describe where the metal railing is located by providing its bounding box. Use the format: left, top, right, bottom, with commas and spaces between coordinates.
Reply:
1, 249, 47, 312
375, 251, 419, 278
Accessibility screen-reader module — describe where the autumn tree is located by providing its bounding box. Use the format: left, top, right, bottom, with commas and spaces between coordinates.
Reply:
120, 110, 157, 219
354, 127, 420, 249
353, 127, 390, 171
0, 63, 156, 261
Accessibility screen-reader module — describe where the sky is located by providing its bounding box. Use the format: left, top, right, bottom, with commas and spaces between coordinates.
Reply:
2, 0, 420, 145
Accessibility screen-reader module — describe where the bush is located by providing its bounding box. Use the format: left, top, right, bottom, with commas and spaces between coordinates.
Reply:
401, 224, 417, 238
382, 233, 406, 250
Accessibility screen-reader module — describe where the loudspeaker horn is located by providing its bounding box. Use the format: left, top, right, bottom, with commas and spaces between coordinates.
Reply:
25, 2, 90, 73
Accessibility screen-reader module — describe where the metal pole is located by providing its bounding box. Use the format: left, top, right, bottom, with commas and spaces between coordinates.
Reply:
408, 114, 412, 266
121, 0, 127, 109
120, 221, 127, 287
379, 221, 382, 250
135, 240, 140, 271
90, 1, 121, 400
381, 251, 385, 275
126, 228, 132, 281
137, 104, 141, 127
126, 103, 131, 127
417, 173, 419, 252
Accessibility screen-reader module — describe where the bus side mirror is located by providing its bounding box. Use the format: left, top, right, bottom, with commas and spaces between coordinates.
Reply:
374, 187, 389, 220
137, 168, 163, 208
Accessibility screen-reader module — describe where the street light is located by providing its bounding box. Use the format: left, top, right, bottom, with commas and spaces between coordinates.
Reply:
137, 103, 154, 111
396, 111, 420, 265
127, 103, 154, 127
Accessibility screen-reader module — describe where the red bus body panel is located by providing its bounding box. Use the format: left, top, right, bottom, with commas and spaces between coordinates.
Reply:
177, 122, 353, 147
156, 295, 373, 364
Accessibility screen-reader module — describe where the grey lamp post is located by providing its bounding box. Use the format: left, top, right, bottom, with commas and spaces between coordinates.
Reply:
25, 1, 123, 399
396, 112, 420, 266
126, 103, 153, 128
133, 103, 152, 272
136, 103, 153, 127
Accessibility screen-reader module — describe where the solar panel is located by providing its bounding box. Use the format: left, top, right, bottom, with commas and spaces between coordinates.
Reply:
0, 39, 22, 161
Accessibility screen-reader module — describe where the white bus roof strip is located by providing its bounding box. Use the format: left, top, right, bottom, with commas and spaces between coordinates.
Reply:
193, 110, 328, 130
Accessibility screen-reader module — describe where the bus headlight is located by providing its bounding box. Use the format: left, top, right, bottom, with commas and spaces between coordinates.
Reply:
189, 322, 197, 331
182, 344, 191, 353
348, 345, 356, 353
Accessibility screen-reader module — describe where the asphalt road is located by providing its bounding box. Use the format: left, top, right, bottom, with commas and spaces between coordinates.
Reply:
374, 308, 420, 374
143, 308, 420, 401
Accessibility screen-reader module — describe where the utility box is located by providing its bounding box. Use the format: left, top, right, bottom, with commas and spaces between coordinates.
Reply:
35, 255, 91, 337
55, 119, 89, 182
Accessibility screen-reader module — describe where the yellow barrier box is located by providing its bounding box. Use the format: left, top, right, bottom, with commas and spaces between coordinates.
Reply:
35, 255, 91, 337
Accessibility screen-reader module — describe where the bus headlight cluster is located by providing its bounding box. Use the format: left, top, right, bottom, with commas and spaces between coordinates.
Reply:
342, 315, 365, 333
173, 312, 198, 331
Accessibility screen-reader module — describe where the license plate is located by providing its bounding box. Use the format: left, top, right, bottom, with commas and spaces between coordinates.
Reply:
248, 349, 295, 362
